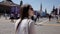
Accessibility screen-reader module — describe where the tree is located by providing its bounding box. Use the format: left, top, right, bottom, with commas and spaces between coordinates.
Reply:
20, 0, 23, 6
6, 0, 12, 2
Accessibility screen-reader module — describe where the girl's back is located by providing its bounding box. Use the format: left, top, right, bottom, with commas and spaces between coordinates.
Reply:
15, 18, 36, 34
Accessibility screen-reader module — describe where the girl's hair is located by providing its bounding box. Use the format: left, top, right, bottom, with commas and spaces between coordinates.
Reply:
16, 4, 32, 31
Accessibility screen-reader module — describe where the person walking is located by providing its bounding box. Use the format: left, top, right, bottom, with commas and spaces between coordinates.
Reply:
55, 15, 59, 23
49, 15, 51, 21
10, 13, 14, 22
15, 4, 36, 34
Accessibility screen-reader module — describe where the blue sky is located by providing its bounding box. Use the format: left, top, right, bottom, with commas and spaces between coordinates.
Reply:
0, 0, 60, 13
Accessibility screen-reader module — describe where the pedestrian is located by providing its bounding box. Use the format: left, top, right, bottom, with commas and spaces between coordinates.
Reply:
15, 4, 36, 34
10, 13, 14, 22
56, 15, 59, 23
37, 13, 40, 21
5, 13, 7, 19
0, 13, 1, 18
49, 15, 51, 21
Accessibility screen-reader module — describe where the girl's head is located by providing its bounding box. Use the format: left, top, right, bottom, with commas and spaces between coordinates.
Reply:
20, 4, 34, 19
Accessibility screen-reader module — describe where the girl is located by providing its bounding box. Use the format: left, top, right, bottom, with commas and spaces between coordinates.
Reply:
15, 4, 36, 34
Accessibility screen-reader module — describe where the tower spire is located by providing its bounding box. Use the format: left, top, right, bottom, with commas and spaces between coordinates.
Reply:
40, 3, 42, 14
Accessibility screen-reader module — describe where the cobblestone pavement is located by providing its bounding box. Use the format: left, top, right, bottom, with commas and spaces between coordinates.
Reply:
35, 18, 60, 34
0, 17, 15, 34
0, 17, 60, 34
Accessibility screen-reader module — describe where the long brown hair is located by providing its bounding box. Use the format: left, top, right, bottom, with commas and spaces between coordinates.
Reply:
16, 4, 32, 31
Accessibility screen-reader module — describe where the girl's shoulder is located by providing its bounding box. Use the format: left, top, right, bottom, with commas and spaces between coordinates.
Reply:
29, 19, 34, 22
28, 19, 34, 26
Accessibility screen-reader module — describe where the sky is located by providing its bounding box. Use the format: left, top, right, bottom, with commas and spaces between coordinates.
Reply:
0, 0, 60, 14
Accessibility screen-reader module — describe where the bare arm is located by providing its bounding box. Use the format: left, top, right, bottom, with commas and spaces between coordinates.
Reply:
29, 22, 36, 34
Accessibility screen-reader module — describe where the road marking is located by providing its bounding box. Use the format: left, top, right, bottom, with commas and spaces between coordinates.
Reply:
36, 19, 60, 26
35, 18, 60, 26
36, 19, 49, 25
58, 20, 60, 22
43, 24, 60, 26
35, 19, 49, 26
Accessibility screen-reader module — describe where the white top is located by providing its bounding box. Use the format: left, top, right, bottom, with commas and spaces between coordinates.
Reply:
15, 18, 36, 34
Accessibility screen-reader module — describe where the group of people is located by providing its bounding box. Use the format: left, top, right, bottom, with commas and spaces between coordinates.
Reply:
15, 4, 37, 34
10, 13, 20, 22
48, 14, 59, 23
